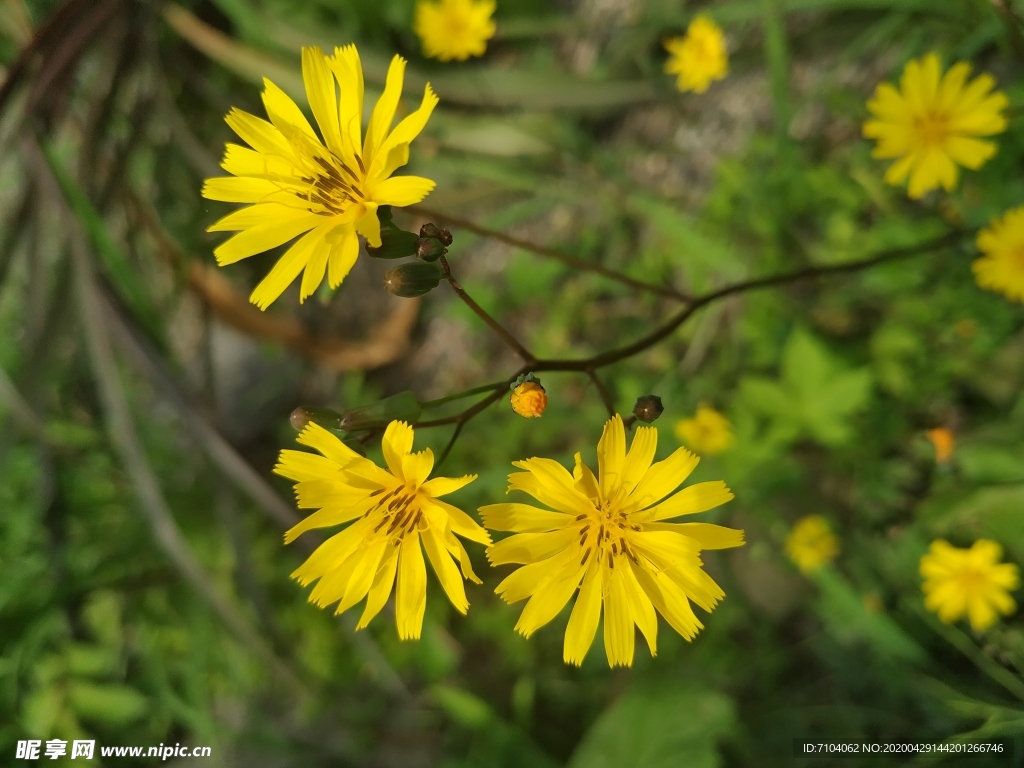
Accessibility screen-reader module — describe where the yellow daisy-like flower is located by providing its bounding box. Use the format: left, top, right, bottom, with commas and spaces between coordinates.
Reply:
663, 15, 728, 94
275, 420, 490, 639
480, 415, 743, 668
785, 515, 839, 575
921, 539, 1019, 632
202, 46, 439, 310
414, 0, 496, 62
862, 53, 1007, 199
926, 427, 955, 464
674, 403, 734, 456
974, 207, 1024, 303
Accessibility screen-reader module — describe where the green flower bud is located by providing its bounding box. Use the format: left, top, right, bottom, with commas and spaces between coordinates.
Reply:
366, 227, 419, 259
339, 391, 423, 432
290, 406, 343, 431
383, 261, 443, 297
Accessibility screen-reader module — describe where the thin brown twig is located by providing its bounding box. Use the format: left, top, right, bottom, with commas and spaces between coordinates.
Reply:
415, 204, 689, 301
438, 253, 535, 362
586, 368, 616, 418
415, 229, 966, 434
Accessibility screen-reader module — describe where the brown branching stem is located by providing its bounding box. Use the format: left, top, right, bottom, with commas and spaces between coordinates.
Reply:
415, 205, 689, 301
437, 253, 535, 362
586, 369, 616, 418
416, 229, 966, 443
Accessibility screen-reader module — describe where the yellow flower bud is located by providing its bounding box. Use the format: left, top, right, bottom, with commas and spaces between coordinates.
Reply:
510, 381, 547, 418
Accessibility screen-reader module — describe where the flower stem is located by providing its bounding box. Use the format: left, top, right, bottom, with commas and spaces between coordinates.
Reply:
438, 254, 535, 362
420, 380, 508, 410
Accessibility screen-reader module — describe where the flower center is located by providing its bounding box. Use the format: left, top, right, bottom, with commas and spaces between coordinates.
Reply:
368, 484, 423, 544
576, 499, 641, 569
298, 149, 368, 216
913, 111, 951, 146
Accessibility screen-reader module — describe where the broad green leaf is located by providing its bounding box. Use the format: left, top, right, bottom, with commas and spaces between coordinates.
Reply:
814, 569, 927, 664
568, 684, 735, 768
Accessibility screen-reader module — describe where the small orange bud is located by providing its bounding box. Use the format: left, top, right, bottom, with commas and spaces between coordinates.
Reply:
926, 428, 955, 464
510, 381, 547, 418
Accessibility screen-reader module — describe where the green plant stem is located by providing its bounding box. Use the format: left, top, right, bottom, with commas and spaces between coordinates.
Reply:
992, 0, 1024, 67
420, 380, 509, 410
906, 600, 1024, 704
762, 0, 792, 140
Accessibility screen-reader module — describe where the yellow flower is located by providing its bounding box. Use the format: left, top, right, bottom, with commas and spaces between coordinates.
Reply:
414, 0, 496, 62
663, 15, 728, 94
920, 539, 1019, 632
202, 46, 438, 310
480, 415, 743, 668
863, 53, 1007, 199
275, 420, 490, 639
785, 515, 839, 575
510, 380, 547, 418
674, 403, 734, 456
926, 427, 955, 464
974, 207, 1024, 303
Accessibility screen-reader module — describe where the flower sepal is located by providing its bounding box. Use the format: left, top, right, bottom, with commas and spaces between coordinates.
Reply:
383, 261, 444, 297
339, 391, 423, 432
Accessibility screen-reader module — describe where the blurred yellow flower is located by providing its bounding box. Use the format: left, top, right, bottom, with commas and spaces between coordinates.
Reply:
973, 207, 1024, 303
275, 421, 490, 639
481, 415, 743, 667
921, 540, 1019, 632
926, 427, 955, 464
415, 0, 496, 62
203, 46, 438, 309
674, 403, 734, 455
785, 515, 839, 575
863, 53, 1006, 199
664, 15, 728, 94
510, 380, 547, 418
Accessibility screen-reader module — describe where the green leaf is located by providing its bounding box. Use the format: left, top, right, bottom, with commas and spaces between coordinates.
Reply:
429, 684, 494, 729
68, 682, 149, 727
567, 684, 735, 768
740, 328, 871, 448
814, 569, 927, 664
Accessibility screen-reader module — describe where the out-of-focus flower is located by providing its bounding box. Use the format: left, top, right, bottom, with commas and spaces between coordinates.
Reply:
203, 46, 438, 309
663, 15, 728, 94
863, 53, 1006, 199
481, 415, 743, 667
926, 427, 955, 464
674, 403, 734, 455
973, 207, 1024, 303
415, 0, 496, 62
510, 374, 547, 418
275, 421, 490, 639
921, 540, 1019, 632
785, 515, 839, 575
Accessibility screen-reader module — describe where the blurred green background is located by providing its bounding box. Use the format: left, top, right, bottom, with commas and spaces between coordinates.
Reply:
1, 0, 1023, 765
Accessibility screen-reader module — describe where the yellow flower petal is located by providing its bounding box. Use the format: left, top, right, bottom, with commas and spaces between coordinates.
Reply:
396, 533, 427, 640
478, 503, 571, 533
422, 526, 469, 614
356, 550, 399, 629
249, 223, 331, 310
302, 47, 344, 157
563, 564, 603, 666
638, 480, 734, 522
